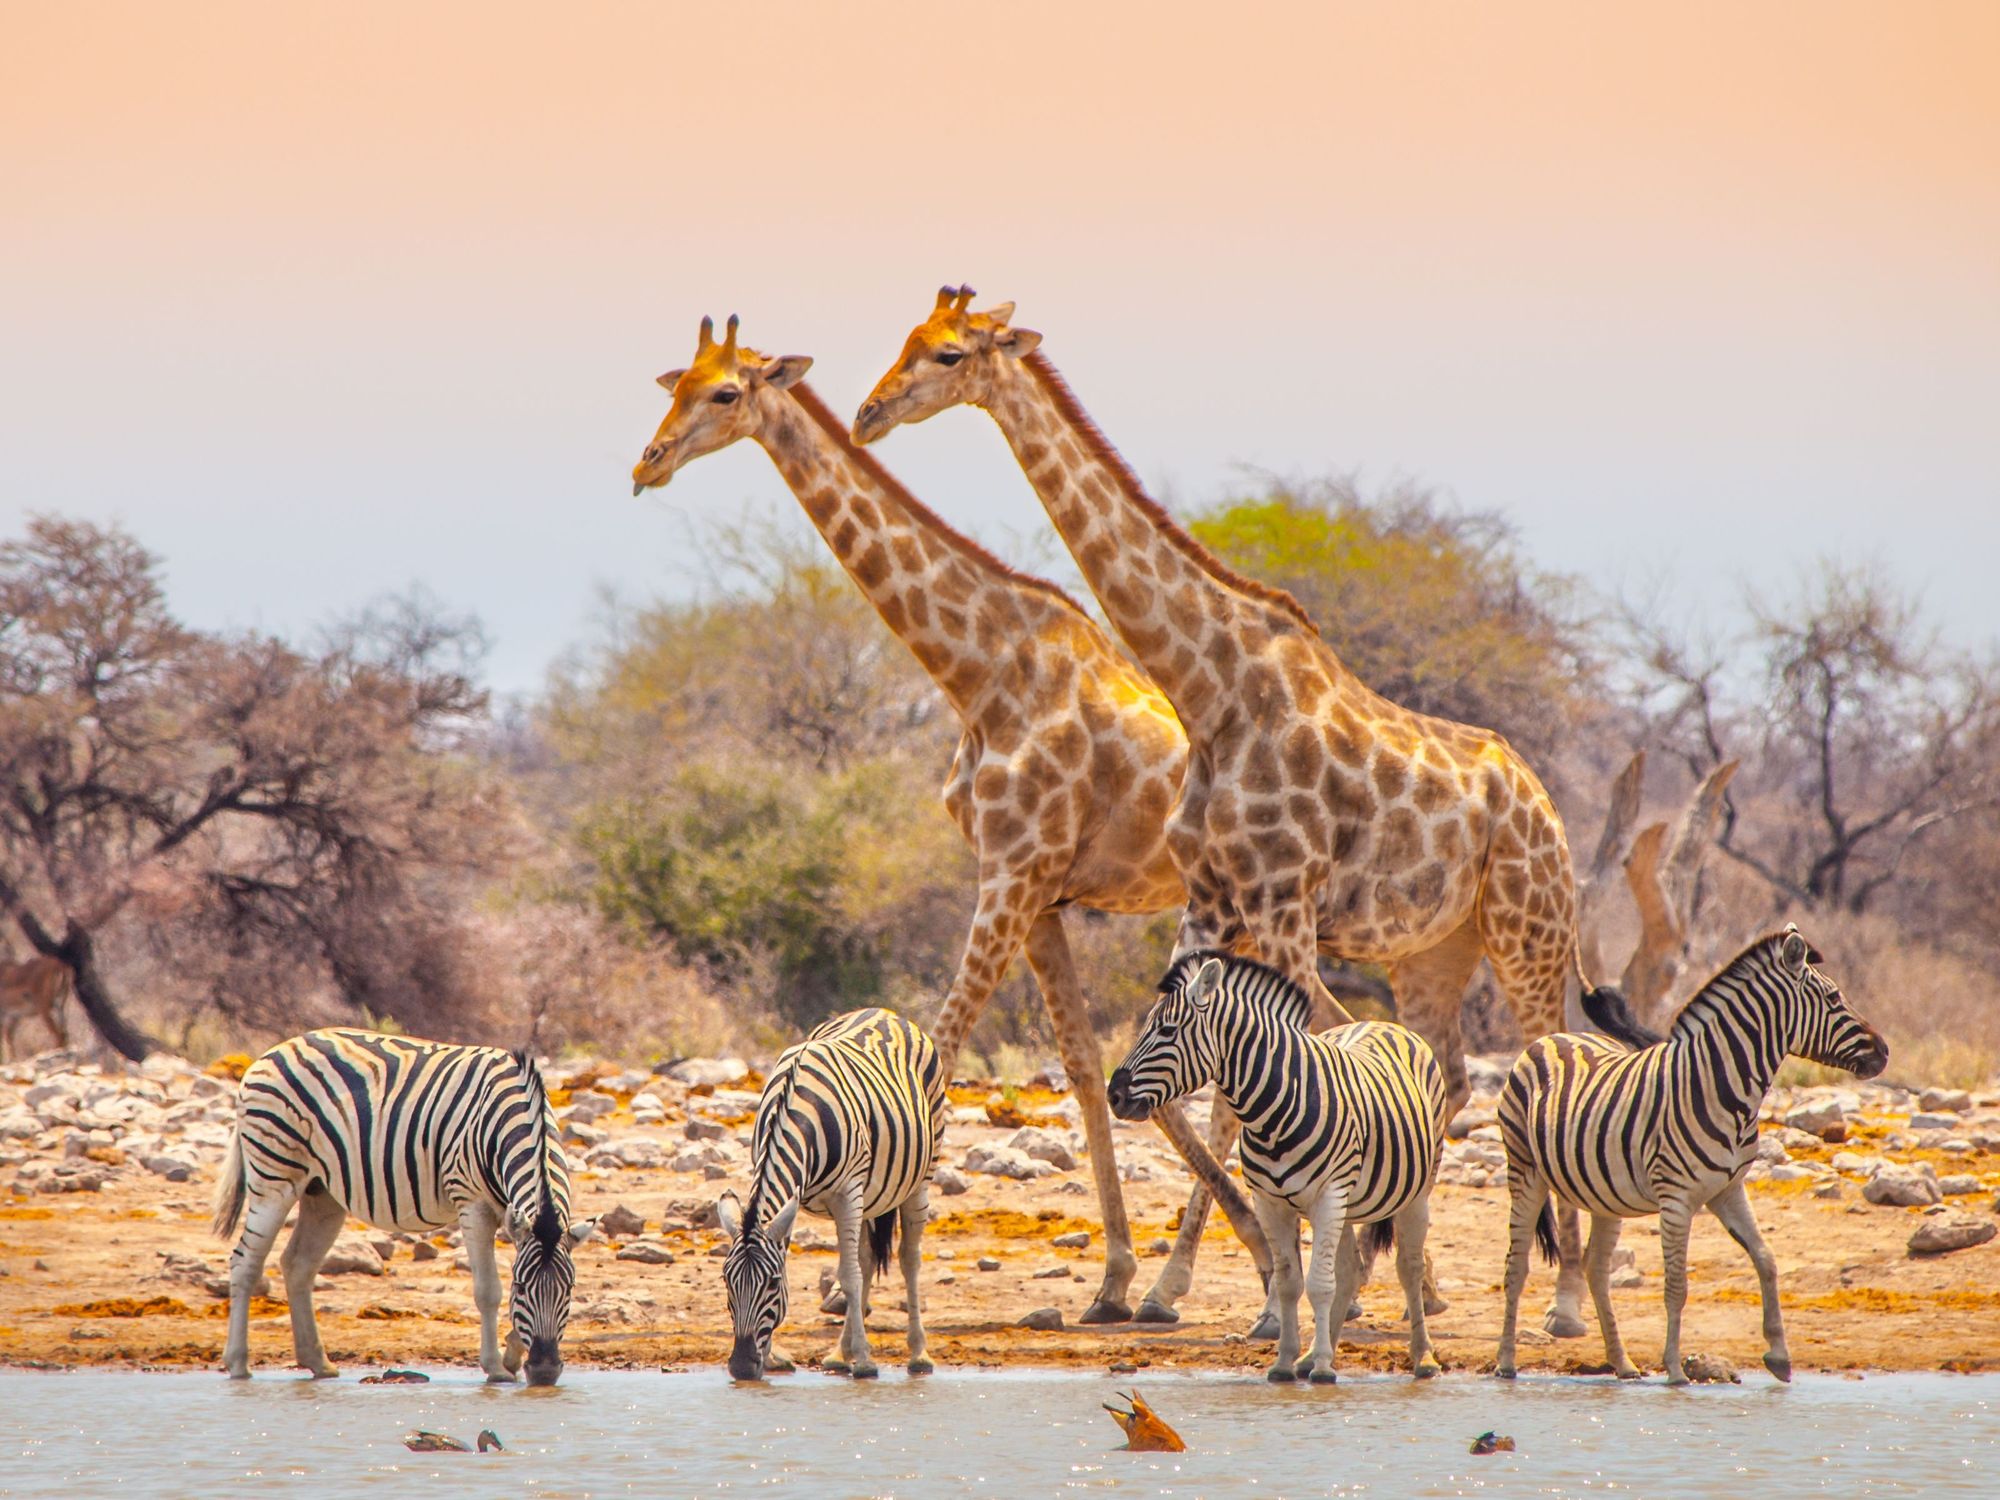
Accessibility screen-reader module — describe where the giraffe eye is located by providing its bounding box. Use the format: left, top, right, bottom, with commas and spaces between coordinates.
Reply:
934, 350, 964, 367
712, 387, 741, 405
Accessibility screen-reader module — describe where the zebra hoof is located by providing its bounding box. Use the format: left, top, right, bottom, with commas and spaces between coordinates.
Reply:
1132, 1301, 1181, 1326
907, 1357, 934, 1376
1542, 1308, 1589, 1339
1265, 1365, 1297, 1384
1079, 1299, 1134, 1326
851, 1361, 880, 1380
1763, 1353, 1792, 1384
1247, 1312, 1281, 1342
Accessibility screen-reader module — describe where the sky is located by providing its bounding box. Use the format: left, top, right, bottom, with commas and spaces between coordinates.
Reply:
4, 1, 1996, 693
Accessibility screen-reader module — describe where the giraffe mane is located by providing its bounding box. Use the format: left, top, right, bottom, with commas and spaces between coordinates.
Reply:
1019, 351, 1320, 632
785, 382, 1094, 621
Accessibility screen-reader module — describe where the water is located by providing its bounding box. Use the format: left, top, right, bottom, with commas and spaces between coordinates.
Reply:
1, 1368, 1993, 1498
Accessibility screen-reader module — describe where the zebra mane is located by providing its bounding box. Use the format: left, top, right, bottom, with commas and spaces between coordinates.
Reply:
1666, 929, 1820, 1039
742, 1049, 807, 1236
514, 1049, 561, 1249
1161, 949, 1316, 1032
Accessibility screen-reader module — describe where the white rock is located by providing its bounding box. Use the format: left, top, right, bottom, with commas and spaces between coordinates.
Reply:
1938, 1175, 1981, 1196
1919, 1088, 1972, 1114
1863, 1162, 1941, 1207
1908, 1211, 1997, 1256
661, 1057, 750, 1089
932, 1164, 970, 1196
1908, 1112, 1959, 1131
964, 1143, 1054, 1180
1783, 1099, 1844, 1136
1008, 1126, 1080, 1172
564, 1090, 620, 1124
320, 1233, 385, 1275
1754, 1134, 1790, 1165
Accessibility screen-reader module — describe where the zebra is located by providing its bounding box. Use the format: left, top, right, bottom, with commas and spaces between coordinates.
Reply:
717, 1007, 946, 1381
213, 1028, 595, 1385
1495, 923, 1887, 1385
1107, 951, 1448, 1384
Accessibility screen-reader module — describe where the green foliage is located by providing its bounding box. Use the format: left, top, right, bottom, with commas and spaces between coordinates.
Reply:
1189, 480, 1593, 766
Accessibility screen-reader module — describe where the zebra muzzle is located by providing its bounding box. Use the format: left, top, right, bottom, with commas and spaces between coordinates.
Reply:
1106, 1069, 1151, 1122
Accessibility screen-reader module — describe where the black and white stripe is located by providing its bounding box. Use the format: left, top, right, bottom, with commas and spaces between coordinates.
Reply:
214, 1027, 592, 1385
1107, 951, 1448, 1383
717, 1007, 946, 1381
1496, 924, 1887, 1384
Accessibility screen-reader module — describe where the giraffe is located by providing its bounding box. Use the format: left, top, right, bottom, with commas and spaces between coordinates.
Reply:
630, 314, 1278, 1323
854, 288, 1595, 1336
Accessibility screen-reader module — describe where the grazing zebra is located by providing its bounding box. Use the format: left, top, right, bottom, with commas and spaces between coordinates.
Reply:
213, 1028, 594, 1385
1496, 924, 1887, 1385
717, 1007, 946, 1381
1107, 952, 1448, 1384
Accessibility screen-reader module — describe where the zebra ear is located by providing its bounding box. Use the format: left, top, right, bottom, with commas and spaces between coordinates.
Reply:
567, 1217, 599, 1248
766, 1198, 801, 1245
1780, 927, 1810, 973
716, 1192, 744, 1243
1187, 957, 1225, 1010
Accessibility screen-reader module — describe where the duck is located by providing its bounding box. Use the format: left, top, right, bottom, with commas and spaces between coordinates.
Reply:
403, 1429, 504, 1453
1104, 1390, 1186, 1453
1470, 1431, 1516, 1456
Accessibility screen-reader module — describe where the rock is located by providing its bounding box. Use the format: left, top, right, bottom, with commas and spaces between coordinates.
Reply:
668, 1141, 737, 1173
684, 1117, 728, 1141
593, 1137, 668, 1170
0, 1110, 42, 1141
599, 1203, 646, 1238
369, 1235, 397, 1261
976, 1257, 1001, 1272
564, 1091, 619, 1125
1863, 1163, 1941, 1207
1609, 1266, 1644, 1289
139, 1152, 195, 1183
964, 1144, 1054, 1180
1783, 1100, 1844, 1137
1446, 1107, 1497, 1140
1919, 1087, 1972, 1113
936, 1272, 956, 1285
1813, 1182, 1844, 1200
411, 1239, 439, 1262
615, 1241, 675, 1265
321, 1234, 386, 1276
1680, 1352, 1740, 1384
1830, 1151, 1880, 1177
1032, 1264, 1070, 1279
1465, 1055, 1510, 1095
660, 1057, 750, 1089
1766, 1164, 1817, 1182
563, 1120, 607, 1147
1051, 1230, 1090, 1250
1908, 1112, 1959, 1131
1938, 1175, 1982, 1197
1017, 1307, 1064, 1331
1753, 1134, 1790, 1165
931, 1164, 970, 1196
1147, 1238, 1173, 1255
1007, 1126, 1080, 1171
1908, 1211, 1997, 1257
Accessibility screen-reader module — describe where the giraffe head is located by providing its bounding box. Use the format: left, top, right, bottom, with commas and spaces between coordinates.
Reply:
850, 285, 1042, 445
631, 315, 813, 495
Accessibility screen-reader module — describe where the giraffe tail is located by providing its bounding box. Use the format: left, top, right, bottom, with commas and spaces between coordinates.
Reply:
212, 1122, 247, 1239
1581, 983, 1664, 1050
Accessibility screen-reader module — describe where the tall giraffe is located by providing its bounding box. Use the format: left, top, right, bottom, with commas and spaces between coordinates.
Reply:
855, 289, 1594, 1335
630, 314, 1274, 1323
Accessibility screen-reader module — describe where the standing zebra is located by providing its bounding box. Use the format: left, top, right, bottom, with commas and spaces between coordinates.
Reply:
214, 1028, 594, 1385
1107, 952, 1448, 1384
717, 1007, 946, 1381
1495, 924, 1887, 1384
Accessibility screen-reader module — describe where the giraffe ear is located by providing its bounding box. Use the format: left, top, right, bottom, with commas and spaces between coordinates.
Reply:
656, 368, 687, 390
992, 324, 1042, 359
979, 301, 1017, 327
757, 355, 813, 389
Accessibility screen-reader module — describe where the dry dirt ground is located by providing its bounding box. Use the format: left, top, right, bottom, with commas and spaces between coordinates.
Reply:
3, 1063, 1997, 1383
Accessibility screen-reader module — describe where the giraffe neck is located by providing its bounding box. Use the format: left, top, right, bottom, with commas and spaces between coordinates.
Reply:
980, 353, 1316, 734
753, 382, 1081, 722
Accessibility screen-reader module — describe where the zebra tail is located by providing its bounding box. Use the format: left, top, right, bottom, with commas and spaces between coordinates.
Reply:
1580, 983, 1664, 1049
212, 1123, 247, 1239
1533, 1201, 1559, 1265
866, 1210, 896, 1281
1361, 1219, 1395, 1260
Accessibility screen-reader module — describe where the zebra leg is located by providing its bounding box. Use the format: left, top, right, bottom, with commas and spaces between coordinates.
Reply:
1024, 911, 1136, 1325
1394, 1198, 1441, 1379
1251, 1191, 1304, 1382
279, 1190, 347, 1378
1495, 1176, 1547, 1379
1297, 1191, 1354, 1383
1707, 1182, 1791, 1383
899, 1190, 932, 1375
224, 1186, 296, 1378
461, 1201, 516, 1382
828, 1185, 877, 1378
1585, 1212, 1640, 1379
1658, 1195, 1695, 1385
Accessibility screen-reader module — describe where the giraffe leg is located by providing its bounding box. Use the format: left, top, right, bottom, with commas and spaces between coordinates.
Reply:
1022, 911, 1136, 1324
224, 1184, 296, 1378
1707, 1182, 1790, 1382
280, 1190, 348, 1379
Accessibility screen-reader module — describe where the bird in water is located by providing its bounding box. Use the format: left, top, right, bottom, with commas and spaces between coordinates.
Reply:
403, 1429, 504, 1453
1470, 1431, 1517, 1456
1104, 1390, 1186, 1452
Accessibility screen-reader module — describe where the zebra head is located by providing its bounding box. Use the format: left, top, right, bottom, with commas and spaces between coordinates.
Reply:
1775, 925, 1888, 1079
716, 1189, 800, 1381
506, 1199, 596, 1386
1107, 952, 1230, 1121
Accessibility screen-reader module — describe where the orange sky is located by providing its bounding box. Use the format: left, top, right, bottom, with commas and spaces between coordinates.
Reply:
4, 2, 1996, 688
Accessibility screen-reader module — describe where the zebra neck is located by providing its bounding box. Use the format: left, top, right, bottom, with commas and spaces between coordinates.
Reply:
1212, 1006, 1320, 1136
744, 1134, 810, 1236
1672, 983, 1790, 1109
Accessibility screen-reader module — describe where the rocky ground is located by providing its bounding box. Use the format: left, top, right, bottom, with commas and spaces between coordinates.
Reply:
2, 1048, 1997, 1381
